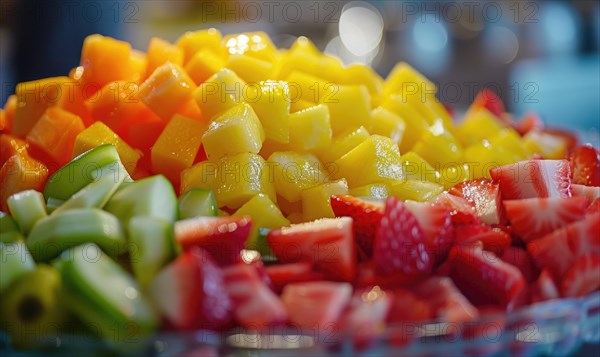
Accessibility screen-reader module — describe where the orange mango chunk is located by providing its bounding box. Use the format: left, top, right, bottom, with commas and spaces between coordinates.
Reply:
145, 37, 184, 80
185, 48, 225, 85
79, 34, 136, 92
0, 154, 48, 212
0, 134, 28, 167
176, 28, 224, 64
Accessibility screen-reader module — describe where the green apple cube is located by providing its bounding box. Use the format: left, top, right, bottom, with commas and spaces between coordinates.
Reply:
178, 188, 218, 219
7, 190, 47, 236
105, 175, 177, 226
128, 217, 177, 286
27, 208, 127, 262
0, 241, 35, 292
0, 212, 23, 243
56, 244, 158, 345
45, 197, 65, 214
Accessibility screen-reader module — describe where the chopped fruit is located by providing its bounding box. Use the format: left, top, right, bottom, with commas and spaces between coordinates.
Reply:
527, 226, 576, 281
0, 212, 22, 243
523, 130, 570, 159
194, 68, 247, 121
571, 184, 600, 204
1, 154, 48, 212
565, 213, 600, 257
490, 159, 572, 200
449, 178, 504, 225
472, 89, 506, 118
413, 277, 479, 323
288, 104, 332, 151
373, 197, 432, 280
500, 247, 540, 283
369, 107, 405, 146
249, 81, 291, 144
448, 244, 526, 307
301, 179, 348, 221
264, 262, 324, 294
330, 195, 384, 259
226, 54, 273, 83
412, 120, 462, 167
176, 28, 224, 64
513, 112, 544, 136
185, 48, 225, 85
149, 247, 232, 330
404, 201, 454, 264
0, 241, 35, 292
268, 151, 328, 203
281, 281, 352, 331
503, 197, 588, 243
386, 288, 432, 323
7, 190, 47, 236
529, 270, 560, 303
175, 216, 252, 266
145, 37, 184, 79
381, 95, 429, 152
79, 34, 137, 91
223, 263, 288, 328
223, 31, 277, 62
344, 286, 391, 349
389, 179, 444, 202
452, 213, 511, 255
569, 144, 600, 186
316, 126, 370, 165
349, 184, 389, 200
432, 192, 477, 215
399, 151, 441, 183
178, 188, 218, 219
561, 254, 600, 298
589, 198, 600, 214
267, 217, 356, 282
0, 134, 28, 167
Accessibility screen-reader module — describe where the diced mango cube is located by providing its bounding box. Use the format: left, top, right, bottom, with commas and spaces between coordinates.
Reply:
129, 50, 147, 84
79, 34, 137, 90
145, 37, 184, 79
176, 28, 224, 64
488, 128, 529, 160
463, 142, 522, 179
151, 115, 206, 184
194, 68, 247, 120
201, 103, 264, 161
289, 104, 332, 151
334, 135, 403, 187
180, 160, 219, 195
268, 151, 328, 202
277, 194, 303, 216
412, 121, 462, 168
283, 70, 327, 103
349, 184, 389, 199
381, 95, 429, 152
523, 131, 567, 159
233, 193, 290, 251
439, 163, 473, 190
223, 32, 278, 62
249, 81, 290, 144
301, 179, 349, 221
316, 126, 370, 165
340, 64, 384, 107
389, 180, 444, 202
0, 154, 48, 212
400, 151, 442, 183
369, 107, 406, 146
226, 55, 273, 83
384, 62, 437, 97
321, 85, 371, 136
273, 48, 345, 84
185, 48, 225, 85
290, 99, 315, 113
457, 108, 505, 147
0, 135, 28, 167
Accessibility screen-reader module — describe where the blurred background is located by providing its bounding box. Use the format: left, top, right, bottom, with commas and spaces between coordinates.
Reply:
1, 0, 599, 132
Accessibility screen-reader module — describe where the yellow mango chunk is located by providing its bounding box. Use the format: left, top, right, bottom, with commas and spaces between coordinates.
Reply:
321, 85, 371, 136
201, 103, 264, 161
233, 193, 290, 250
194, 68, 247, 121
145, 37, 184, 80
369, 107, 406, 146
249, 81, 290, 144
273, 44, 345, 83
316, 126, 370, 165
334, 135, 404, 187
349, 184, 389, 200
79, 34, 136, 89
389, 180, 444, 202
457, 108, 505, 147
488, 128, 529, 160
176, 28, 224, 64
400, 151, 441, 183
277, 194, 303, 216
180, 161, 218, 195
73, 122, 141, 175
268, 151, 328, 202
523, 131, 567, 160
290, 99, 316, 113
381, 95, 429, 152
283, 70, 327, 103
151, 115, 206, 185
384, 62, 437, 97
439, 163, 473, 190
340, 64, 384, 107
223, 32, 278, 62
226, 55, 273, 83
289, 104, 332, 151
301, 179, 349, 221
463, 141, 522, 179
412, 120, 462, 167
185, 48, 225, 85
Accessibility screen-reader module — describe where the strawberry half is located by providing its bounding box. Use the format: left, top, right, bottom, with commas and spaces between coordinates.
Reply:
473, 88, 506, 118
561, 254, 600, 298
354, 260, 421, 289
571, 184, 600, 204
404, 201, 454, 264
452, 212, 511, 255
449, 178, 504, 225
512, 112, 544, 136
500, 247, 540, 283
413, 277, 479, 323
527, 226, 576, 281
264, 262, 324, 293
589, 198, 600, 214
490, 159, 572, 200
431, 192, 476, 216
149, 247, 232, 331
267, 217, 356, 282
175, 216, 252, 266
566, 212, 600, 257
448, 244, 526, 307
330, 195, 384, 260
386, 288, 433, 323
503, 196, 588, 243
529, 270, 560, 304
569, 144, 600, 186
344, 286, 391, 350
373, 196, 432, 279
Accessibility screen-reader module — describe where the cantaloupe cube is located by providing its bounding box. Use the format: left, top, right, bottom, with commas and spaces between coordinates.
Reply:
0, 135, 27, 167
316, 126, 370, 165
389, 180, 444, 202
185, 48, 225, 85
289, 104, 332, 151
268, 151, 328, 203
233, 193, 290, 251
0, 154, 48, 212
223, 32, 278, 62
226, 55, 273, 83
321, 85, 371, 136
176, 28, 224, 64
349, 184, 389, 199
145, 37, 184, 80
194, 68, 247, 121
202, 103, 264, 161
369, 107, 406, 146
301, 179, 349, 221
249, 81, 290, 144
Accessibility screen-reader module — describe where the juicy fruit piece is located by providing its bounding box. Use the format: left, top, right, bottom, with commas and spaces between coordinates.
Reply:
349, 183, 389, 199
500, 247, 540, 283
301, 179, 349, 221
151, 114, 206, 184
414, 277, 479, 323
404, 201, 454, 264
185, 48, 225, 85
178, 188, 218, 219
400, 151, 441, 183
27, 208, 127, 261
316, 126, 370, 164
530, 269, 560, 303
503, 197, 588, 243
281, 281, 352, 331
128, 217, 177, 286
369, 107, 405, 146
265, 262, 323, 293
0, 212, 22, 243
223, 31, 277, 62
330, 195, 384, 259
79, 34, 138, 90
0, 241, 35, 292
176, 28, 224, 64
457, 108, 505, 147
571, 184, 600, 203
374, 196, 432, 279
267, 217, 356, 282
490, 159, 572, 200
223, 263, 288, 328
269, 151, 328, 202
449, 178, 503, 225
322, 85, 371, 135
105, 175, 177, 226
175, 216, 252, 266
334, 135, 404, 187
226, 54, 273, 83
288, 104, 332, 151
7, 190, 47, 235
448, 245, 526, 307
381, 95, 429, 152
0, 265, 65, 348
386, 288, 432, 325
345, 287, 391, 349
138, 62, 197, 120
570, 144, 600, 186
0, 154, 48, 212
412, 120, 462, 167
145, 37, 184, 79
249, 81, 290, 144
57, 244, 158, 343
0, 134, 27, 167
472, 89, 506, 118
194, 68, 247, 121
201, 103, 264, 161
451, 212, 511, 254
150, 247, 231, 330
560, 254, 600, 298
389, 179, 444, 202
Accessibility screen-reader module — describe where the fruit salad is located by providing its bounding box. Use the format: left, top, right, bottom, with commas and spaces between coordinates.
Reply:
0, 29, 599, 354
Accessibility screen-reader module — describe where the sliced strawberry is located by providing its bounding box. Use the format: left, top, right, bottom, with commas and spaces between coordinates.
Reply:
413, 277, 479, 323
449, 178, 504, 225
589, 198, 600, 214
267, 217, 356, 282
500, 247, 540, 283
354, 260, 419, 289
386, 288, 433, 323
404, 201, 454, 264
529, 270, 560, 304
223, 263, 288, 328
570, 144, 600, 186
344, 286, 391, 350
281, 281, 352, 335
571, 184, 600, 204
448, 244, 526, 307
431, 192, 476, 216
527, 228, 575, 280
373, 196, 432, 279
561, 254, 600, 298
566, 212, 600, 257
503, 196, 588, 243
240, 249, 273, 290
330, 195, 384, 259
452, 212, 511, 255
490, 159, 572, 200
513, 112, 544, 136
175, 216, 252, 266
264, 262, 323, 294
473, 88, 506, 118
149, 247, 232, 331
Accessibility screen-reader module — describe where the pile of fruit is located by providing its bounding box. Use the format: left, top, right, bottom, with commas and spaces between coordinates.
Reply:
0, 29, 599, 352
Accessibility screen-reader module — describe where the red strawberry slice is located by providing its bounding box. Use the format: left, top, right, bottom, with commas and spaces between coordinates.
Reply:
449, 178, 504, 225
527, 228, 575, 280
561, 254, 600, 298
149, 247, 232, 331
473, 88, 506, 118
513, 112, 544, 136
529, 270, 560, 304
240, 249, 273, 290
404, 201, 454, 264
503, 196, 588, 243
571, 184, 600, 204
500, 247, 540, 283
413, 277, 479, 323
431, 192, 476, 216
344, 286, 391, 350
223, 263, 288, 328
330, 195, 384, 259
264, 262, 323, 293
267, 217, 356, 282
448, 244, 526, 307
281, 281, 352, 334
570, 144, 600, 186
386, 288, 433, 323
175, 216, 252, 266
452, 212, 511, 255
354, 260, 420, 289
566, 212, 600, 257
589, 198, 600, 214
373, 196, 432, 279
490, 159, 572, 200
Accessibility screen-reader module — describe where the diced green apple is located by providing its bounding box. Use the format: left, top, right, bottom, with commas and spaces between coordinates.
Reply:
7, 190, 47, 236
0, 212, 23, 243
178, 188, 218, 219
